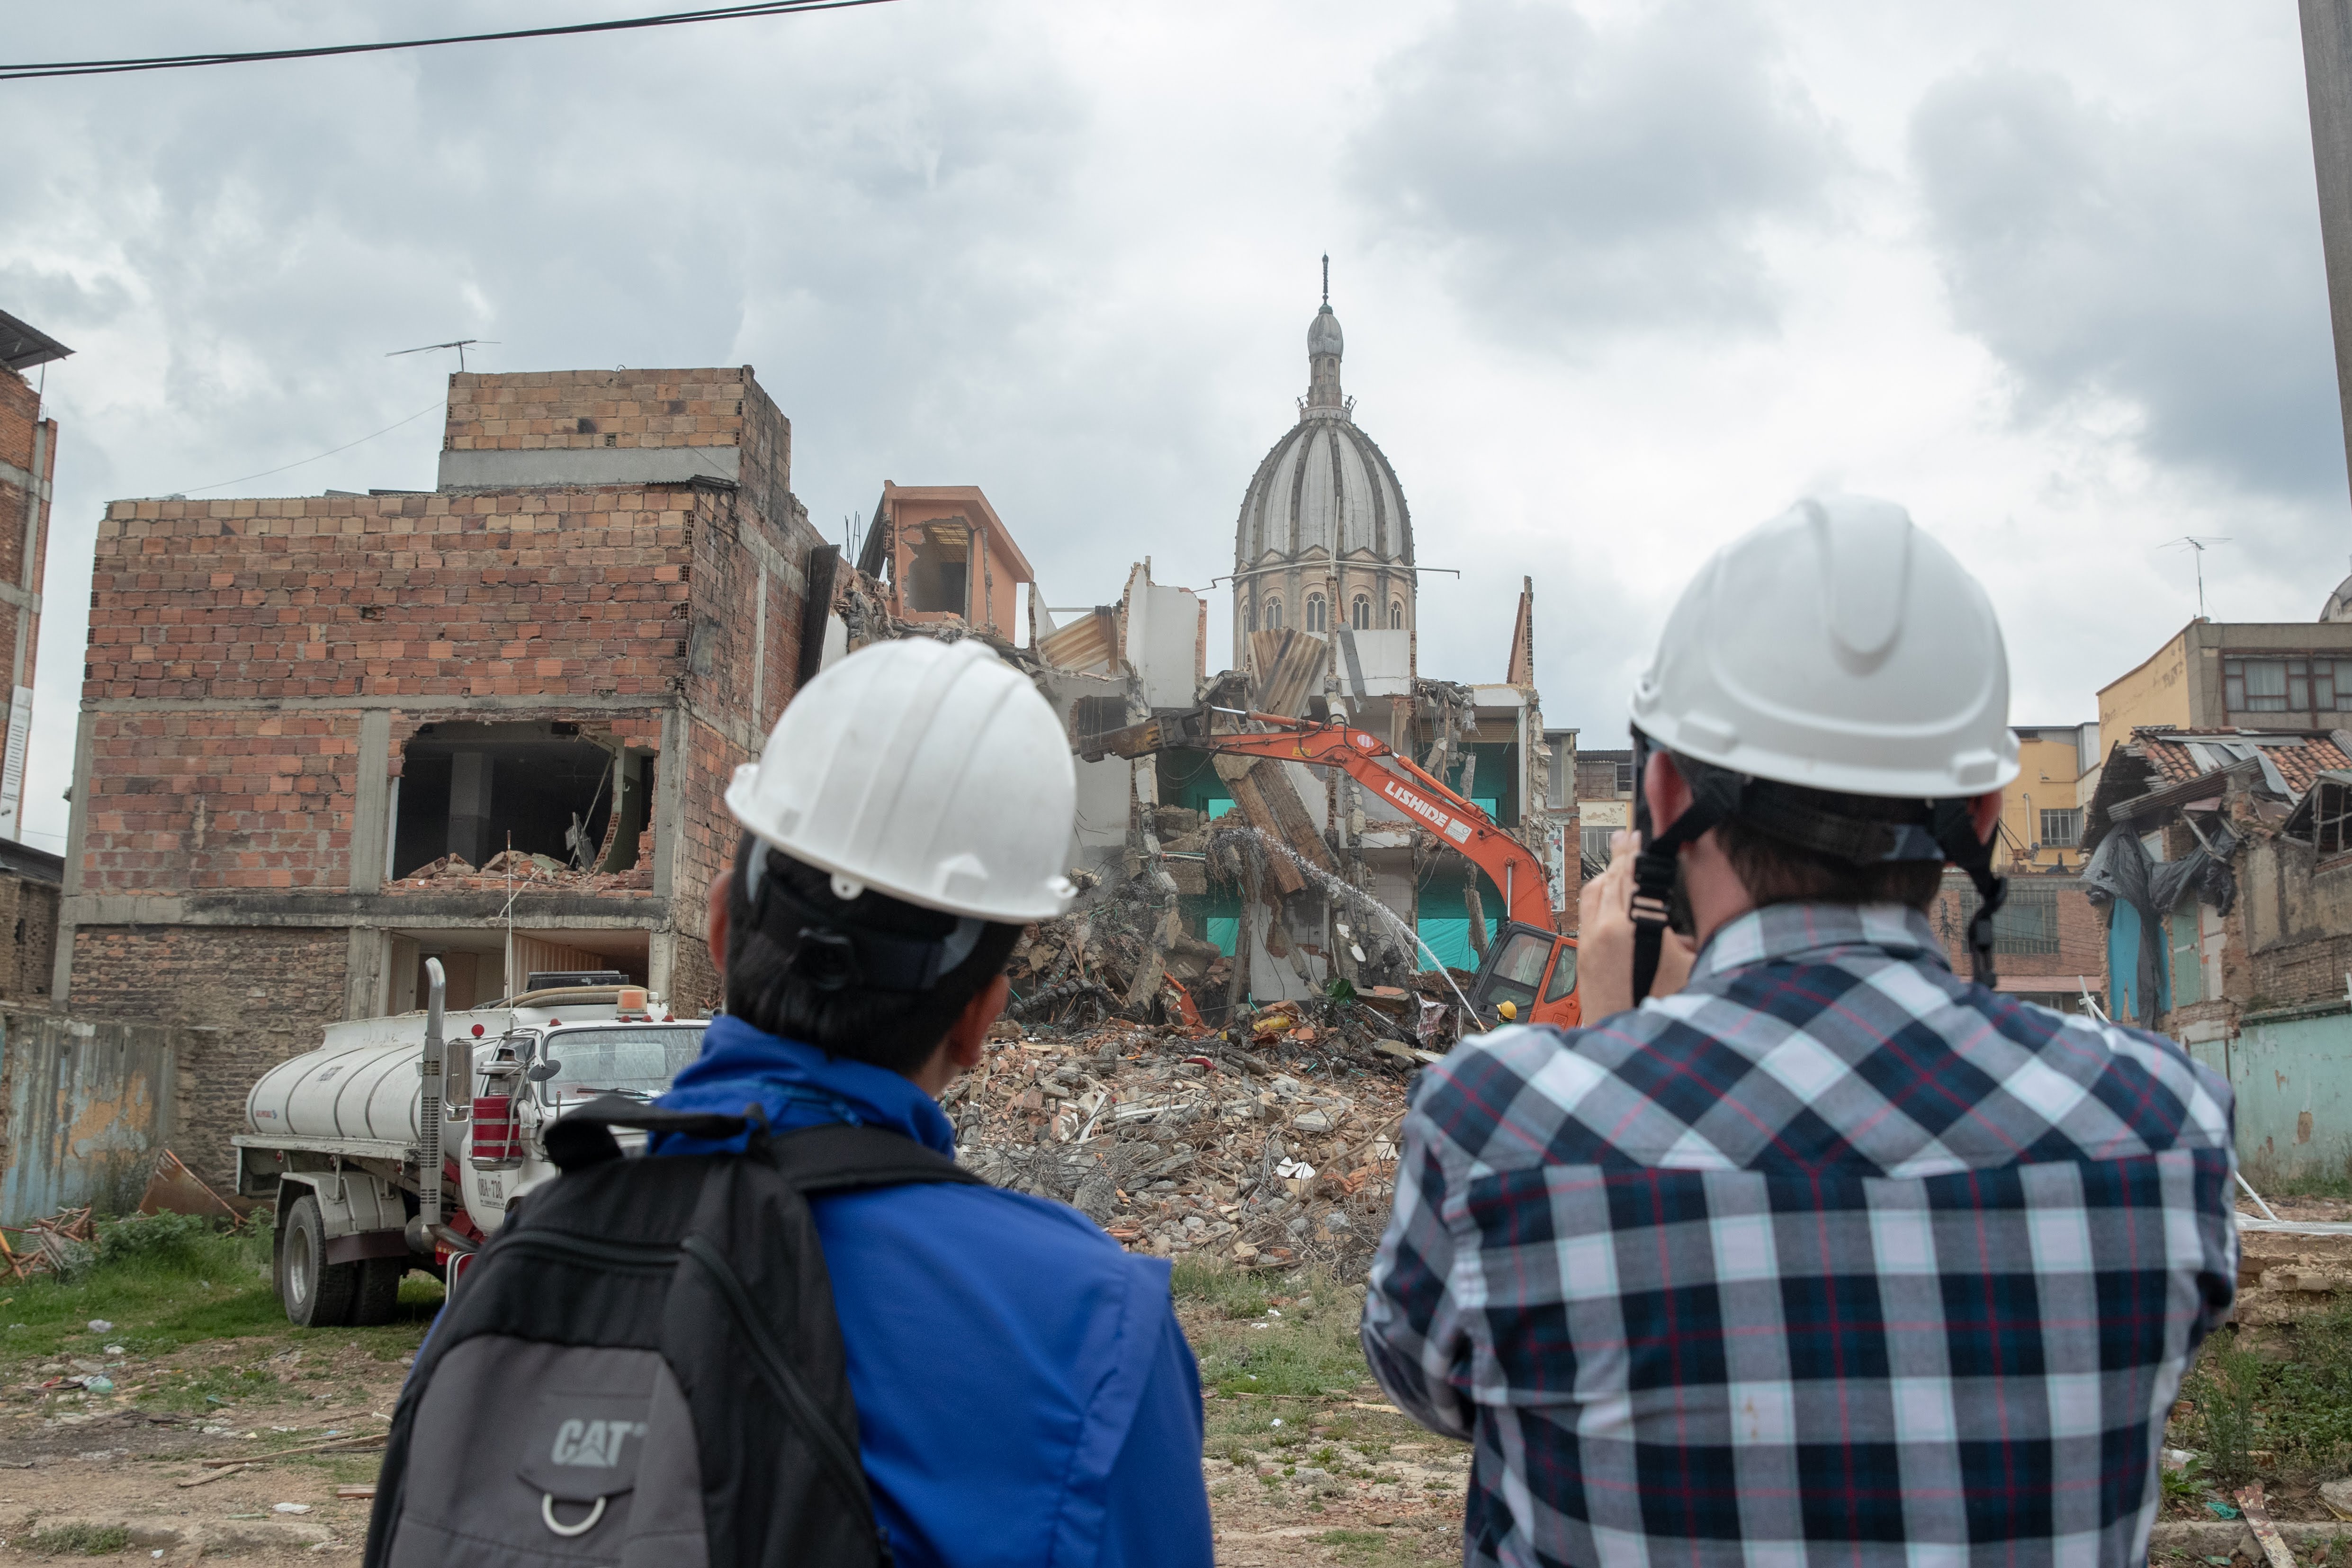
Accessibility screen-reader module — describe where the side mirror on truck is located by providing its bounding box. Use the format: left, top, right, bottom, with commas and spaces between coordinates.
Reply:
525, 1059, 562, 1082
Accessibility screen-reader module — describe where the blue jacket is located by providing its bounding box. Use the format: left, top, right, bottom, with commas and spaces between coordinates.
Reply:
651, 1015, 1213, 1568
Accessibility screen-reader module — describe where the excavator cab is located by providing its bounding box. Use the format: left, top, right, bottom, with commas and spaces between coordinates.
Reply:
1463, 921, 1580, 1031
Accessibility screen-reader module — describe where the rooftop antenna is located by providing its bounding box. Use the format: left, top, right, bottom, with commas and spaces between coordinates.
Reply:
1321, 254, 1329, 307
388, 338, 500, 372
2163, 536, 2231, 619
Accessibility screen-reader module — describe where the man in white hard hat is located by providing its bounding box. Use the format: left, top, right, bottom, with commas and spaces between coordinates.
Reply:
1362, 497, 2237, 1568
650, 636, 1212, 1568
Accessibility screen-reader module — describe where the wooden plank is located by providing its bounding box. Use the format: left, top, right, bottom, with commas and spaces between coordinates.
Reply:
2239, 1482, 2299, 1568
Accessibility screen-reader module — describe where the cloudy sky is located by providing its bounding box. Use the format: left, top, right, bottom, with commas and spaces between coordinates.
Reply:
6, 0, 2345, 853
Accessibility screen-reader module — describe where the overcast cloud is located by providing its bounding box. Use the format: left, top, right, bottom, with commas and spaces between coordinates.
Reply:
1350, 0, 1843, 346
5, 0, 2348, 854
1912, 63, 2344, 499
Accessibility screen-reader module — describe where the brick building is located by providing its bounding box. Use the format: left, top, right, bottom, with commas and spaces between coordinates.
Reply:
51, 367, 833, 1181
0, 309, 67, 845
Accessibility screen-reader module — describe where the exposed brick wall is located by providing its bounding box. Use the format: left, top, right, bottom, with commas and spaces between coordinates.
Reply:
84, 488, 700, 703
0, 366, 55, 692
1926, 871, 2104, 992
0, 873, 57, 1002
444, 368, 753, 457
69, 925, 348, 1186
669, 929, 721, 1020
81, 711, 356, 894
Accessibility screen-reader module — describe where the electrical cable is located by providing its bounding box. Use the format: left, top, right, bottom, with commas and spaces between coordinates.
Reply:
0, 0, 895, 82
179, 401, 445, 495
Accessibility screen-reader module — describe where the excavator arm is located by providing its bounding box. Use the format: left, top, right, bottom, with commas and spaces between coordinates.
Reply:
1086, 706, 1580, 1029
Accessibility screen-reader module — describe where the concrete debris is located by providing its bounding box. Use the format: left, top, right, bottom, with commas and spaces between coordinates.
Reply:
950, 1017, 1412, 1274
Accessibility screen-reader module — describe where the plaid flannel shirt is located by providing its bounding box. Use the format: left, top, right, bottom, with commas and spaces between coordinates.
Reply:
1363, 903, 2237, 1568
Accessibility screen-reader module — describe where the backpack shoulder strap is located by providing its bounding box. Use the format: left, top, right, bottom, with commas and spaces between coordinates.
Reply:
769, 1123, 990, 1195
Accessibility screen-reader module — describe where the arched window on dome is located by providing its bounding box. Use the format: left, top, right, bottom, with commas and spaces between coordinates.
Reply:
1389, 600, 1404, 629
1264, 598, 1283, 631
1306, 594, 1327, 633
1351, 595, 1371, 630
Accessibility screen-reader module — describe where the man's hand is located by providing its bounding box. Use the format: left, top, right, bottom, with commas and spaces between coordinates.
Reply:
1575, 830, 1697, 1021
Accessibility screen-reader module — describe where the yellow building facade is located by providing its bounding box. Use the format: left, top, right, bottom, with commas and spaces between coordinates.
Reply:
1995, 724, 2102, 872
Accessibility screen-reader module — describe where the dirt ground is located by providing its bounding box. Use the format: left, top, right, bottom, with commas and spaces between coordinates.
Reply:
0, 1297, 1466, 1568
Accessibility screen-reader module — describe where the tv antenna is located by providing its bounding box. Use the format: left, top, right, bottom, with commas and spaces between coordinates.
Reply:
388, 338, 499, 371
2163, 536, 2230, 619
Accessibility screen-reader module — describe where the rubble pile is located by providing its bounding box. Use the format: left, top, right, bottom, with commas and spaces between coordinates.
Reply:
391, 848, 654, 895
950, 1011, 1428, 1274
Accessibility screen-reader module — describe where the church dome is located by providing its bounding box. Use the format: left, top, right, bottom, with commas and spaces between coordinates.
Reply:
2325, 572, 2352, 623
1234, 407, 1413, 564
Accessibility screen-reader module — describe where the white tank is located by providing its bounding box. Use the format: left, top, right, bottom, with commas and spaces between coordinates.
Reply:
245, 1008, 511, 1146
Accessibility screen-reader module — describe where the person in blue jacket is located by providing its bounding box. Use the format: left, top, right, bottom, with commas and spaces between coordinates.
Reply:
650, 635, 1213, 1568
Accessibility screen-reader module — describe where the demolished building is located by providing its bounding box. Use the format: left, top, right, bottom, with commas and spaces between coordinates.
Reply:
2081, 725, 2352, 1183
52, 366, 834, 1182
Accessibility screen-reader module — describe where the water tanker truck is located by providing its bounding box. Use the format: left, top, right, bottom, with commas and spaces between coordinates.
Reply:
232, 959, 707, 1327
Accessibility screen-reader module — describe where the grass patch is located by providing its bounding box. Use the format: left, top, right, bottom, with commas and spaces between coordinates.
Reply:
2249, 1168, 2352, 1201
0, 1214, 440, 1401
2181, 1310, 2352, 1483
24, 1523, 132, 1555
1319, 1527, 1443, 1568
1174, 1263, 1373, 1398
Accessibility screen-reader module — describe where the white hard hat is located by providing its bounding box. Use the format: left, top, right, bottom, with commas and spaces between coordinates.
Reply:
1630, 495, 2019, 799
725, 637, 1079, 923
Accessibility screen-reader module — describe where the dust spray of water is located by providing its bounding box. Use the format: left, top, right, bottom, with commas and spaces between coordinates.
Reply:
1207, 824, 1481, 1023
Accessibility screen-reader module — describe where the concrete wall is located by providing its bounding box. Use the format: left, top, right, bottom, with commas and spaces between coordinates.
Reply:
2205, 1004, 2352, 1186
2099, 627, 2194, 743
0, 1004, 178, 1224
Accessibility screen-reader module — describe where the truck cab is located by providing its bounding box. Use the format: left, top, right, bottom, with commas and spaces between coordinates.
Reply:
1462, 921, 1580, 1031
235, 986, 708, 1328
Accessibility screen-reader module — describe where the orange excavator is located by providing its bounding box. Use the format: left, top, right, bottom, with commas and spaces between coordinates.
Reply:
1086, 704, 1579, 1030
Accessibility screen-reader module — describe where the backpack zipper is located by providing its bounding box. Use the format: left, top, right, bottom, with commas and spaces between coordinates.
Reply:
678, 1235, 874, 1522
497, 1231, 682, 1273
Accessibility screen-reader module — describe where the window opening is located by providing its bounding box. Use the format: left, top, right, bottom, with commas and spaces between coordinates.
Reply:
1264, 598, 1283, 631
1579, 825, 1616, 863
1306, 594, 1327, 632
900, 520, 972, 616
1389, 600, 1403, 629
2316, 780, 2352, 856
392, 722, 635, 878
1481, 931, 1551, 1012
1542, 942, 1578, 1004
1954, 882, 2059, 955
1351, 595, 1371, 630
2039, 807, 2082, 848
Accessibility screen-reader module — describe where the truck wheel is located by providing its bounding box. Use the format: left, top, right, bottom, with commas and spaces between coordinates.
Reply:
277, 1194, 358, 1328
350, 1257, 407, 1326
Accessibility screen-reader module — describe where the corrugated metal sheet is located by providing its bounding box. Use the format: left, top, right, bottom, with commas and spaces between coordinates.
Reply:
0, 1010, 177, 1224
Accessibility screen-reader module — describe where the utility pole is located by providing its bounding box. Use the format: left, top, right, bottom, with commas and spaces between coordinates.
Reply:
2300, 2, 2352, 512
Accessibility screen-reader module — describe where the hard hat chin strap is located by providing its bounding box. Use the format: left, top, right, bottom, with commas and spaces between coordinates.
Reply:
1626, 733, 2008, 996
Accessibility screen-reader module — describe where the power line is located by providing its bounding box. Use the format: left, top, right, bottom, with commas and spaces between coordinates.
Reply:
0, 0, 895, 82
180, 401, 445, 495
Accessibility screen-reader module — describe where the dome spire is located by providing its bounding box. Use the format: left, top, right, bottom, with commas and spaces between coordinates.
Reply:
1307, 255, 1345, 412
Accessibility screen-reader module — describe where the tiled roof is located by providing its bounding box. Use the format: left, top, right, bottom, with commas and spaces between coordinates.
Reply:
2130, 728, 2352, 796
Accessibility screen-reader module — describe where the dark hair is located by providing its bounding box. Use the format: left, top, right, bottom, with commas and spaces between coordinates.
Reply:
1714, 788, 1946, 912
724, 835, 1023, 1075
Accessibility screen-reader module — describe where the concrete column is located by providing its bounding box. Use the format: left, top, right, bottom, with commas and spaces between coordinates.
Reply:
2302, 0, 2352, 498
48, 708, 96, 1006
448, 751, 491, 866
350, 711, 391, 893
